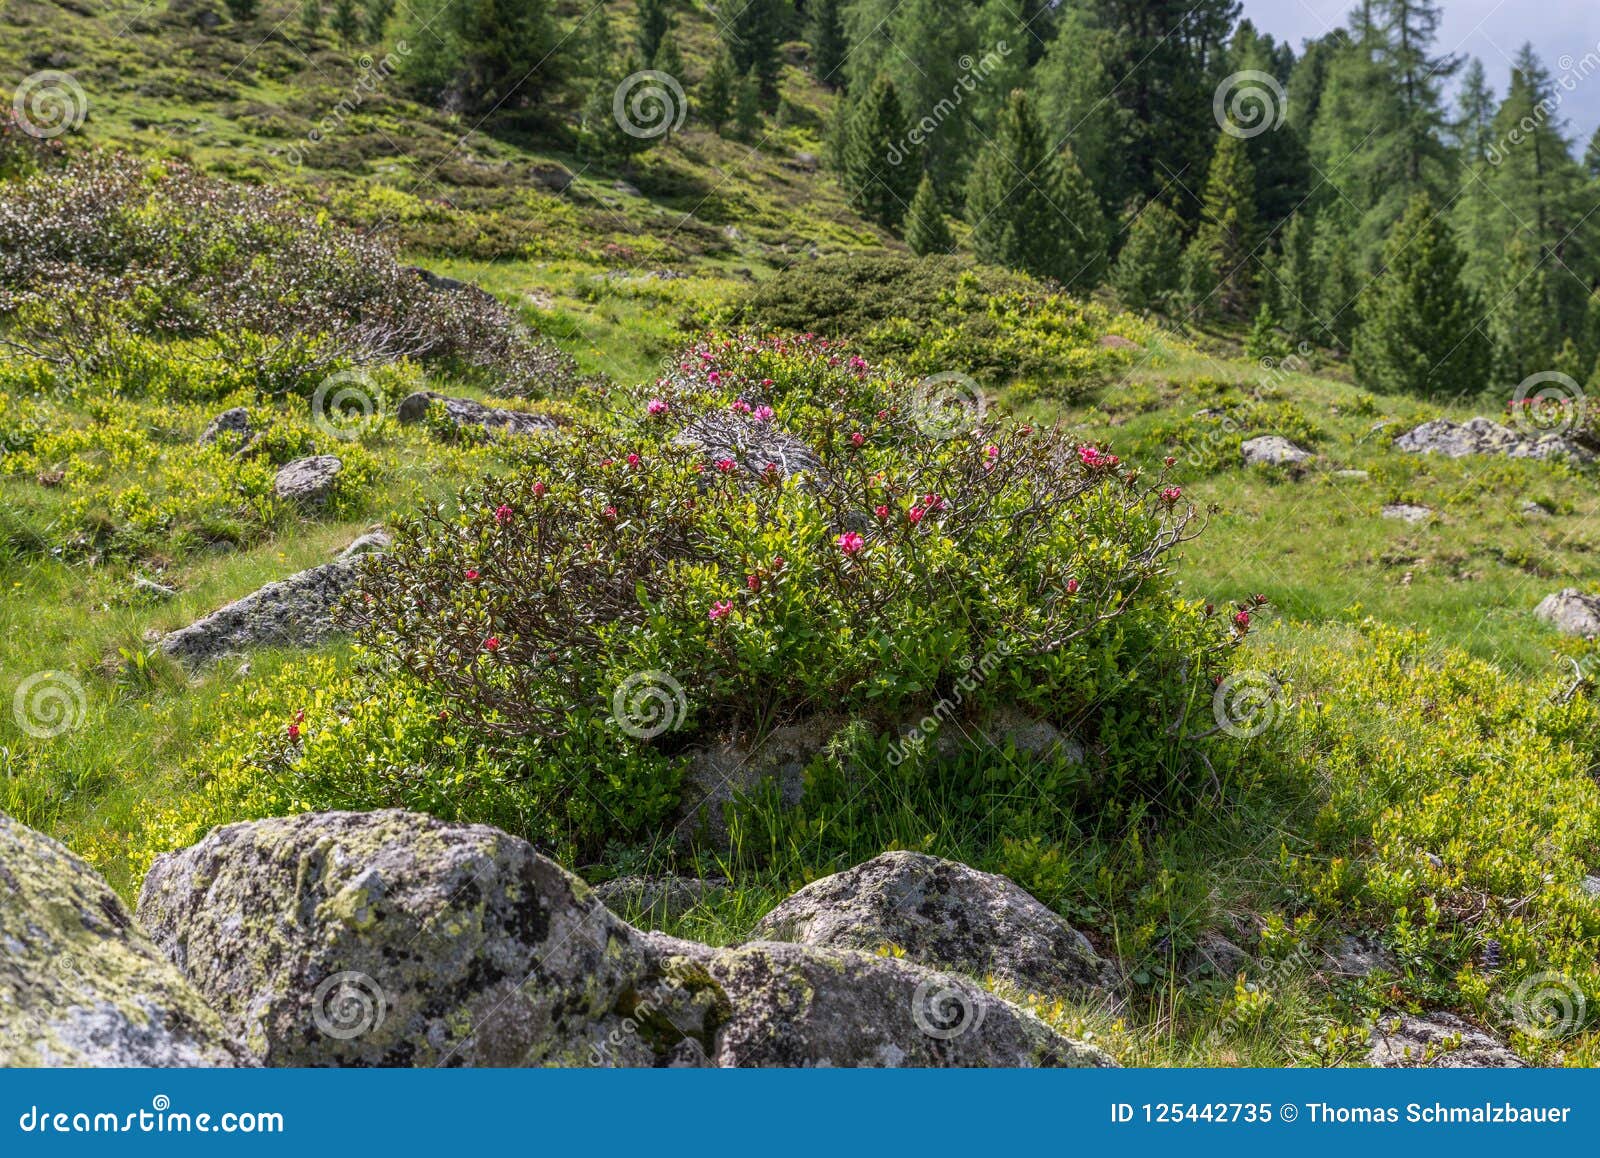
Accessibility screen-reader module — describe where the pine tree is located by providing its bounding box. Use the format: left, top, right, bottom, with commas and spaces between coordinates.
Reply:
733, 67, 763, 141
362, 0, 392, 39
1586, 126, 1600, 178
965, 89, 1107, 288
225, 0, 259, 20
1272, 211, 1319, 342
1186, 129, 1259, 318
721, 0, 787, 111
807, 0, 847, 90
653, 31, 684, 86
1245, 301, 1291, 360
1033, 8, 1128, 217
1112, 199, 1185, 311
1353, 193, 1490, 396
1487, 234, 1558, 384
1314, 221, 1362, 351
904, 172, 954, 255
841, 75, 918, 228
330, 0, 361, 44
700, 48, 735, 134
400, 0, 559, 113
636, 0, 671, 68
299, 0, 322, 37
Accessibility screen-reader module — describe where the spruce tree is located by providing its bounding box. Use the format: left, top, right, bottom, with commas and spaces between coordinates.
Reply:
1353, 193, 1490, 397
1112, 199, 1184, 311
636, 0, 671, 69
299, 0, 322, 37
1245, 301, 1291, 360
842, 75, 917, 228
1487, 234, 1558, 384
807, 0, 847, 90
700, 49, 735, 135
362, 0, 392, 39
400, 0, 558, 113
1586, 126, 1600, 179
225, 0, 259, 20
653, 31, 684, 86
733, 67, 763, 141
904, 172, 953, 255
1273, 211, 1319, 342
1186, 129, 1259, 318
721, 0, 787, 111
330, 0, 361, 44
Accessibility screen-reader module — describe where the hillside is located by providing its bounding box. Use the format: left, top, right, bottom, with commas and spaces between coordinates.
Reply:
3, 0, 1600, 1070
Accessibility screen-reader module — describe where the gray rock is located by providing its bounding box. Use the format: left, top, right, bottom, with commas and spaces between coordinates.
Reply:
1333, 469, 1370, 481
1240, 435, 1312, 467
753, 851, 1116, 999
1381, 503, 1433, 524
338, 530, 392, 559
397, 391, 560, 437
676, 409, 824, 482
132, 575, 177, 600
274, 455, 342, 504
157, 560, 358, 664
1181, 932, 1252, 982
1521, 500, 1552, 517
139, 811, 1110, 1068
1581, 876, 1600, 898
919, 704, 1085, 766
198, 407, 251, 446
1393, 417, 1594, 463
594, 876, 728, 921
1324, 934, 1398, 978
1534, 589, 1600, 638
646, 935, 1114, 1068
0, 814, 243, 1067
676, 715, 843, 846
1366, 1012, 1523, 1069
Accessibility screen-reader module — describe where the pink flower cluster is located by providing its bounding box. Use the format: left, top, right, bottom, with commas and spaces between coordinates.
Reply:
1077, 445, 1121, 470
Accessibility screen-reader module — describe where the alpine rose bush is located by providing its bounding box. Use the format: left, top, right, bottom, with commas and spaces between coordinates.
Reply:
354, 337, 1242, 802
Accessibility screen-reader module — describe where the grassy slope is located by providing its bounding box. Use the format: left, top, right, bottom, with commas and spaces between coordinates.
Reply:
3, 0, 1600, 1067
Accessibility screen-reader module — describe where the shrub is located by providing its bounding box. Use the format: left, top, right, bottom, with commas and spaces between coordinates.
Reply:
352, 337, 1240, 824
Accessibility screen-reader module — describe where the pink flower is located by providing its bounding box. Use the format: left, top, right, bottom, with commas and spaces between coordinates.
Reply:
715, 458, 737, 473
494, 504, 513, 523
287, 723, 301, 742
532, 482, 547, 499
708, 370, 722, 386
729, 399, 751, 414
747, 574, 761, 591
602, 505, 618, 521
709, 600, 733, 621
465, 568, 480, 581
874, 504, 890, 521
920, 493, 946, 512
984, 444, 999, 459
876, 409, 889, 420
850, 432, 866, 447
1160, 487, 1182, 504
761, 378, 775, 387
647, 398, 669, 416
836, 531, 865, 555
1233, 611, 1251, 629
771, 556, 785, 571
1066, 578, 1080, 595
483, 636, 501, 652
626, 453, 641, 469
1164, 456, 1176, 467
907, 507, 925, 524
752, 405, 775, 423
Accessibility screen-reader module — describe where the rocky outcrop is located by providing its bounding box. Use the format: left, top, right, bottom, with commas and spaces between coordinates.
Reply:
274, 455, 342, 504
1240, 435, 1312, 467
137, 811, 1111, 1068
752, 851, 1116, 999
1534, 589, 1600, 637
1393, 417, 1594, 463
1366, 1012, 1523, 1069
198, 407, 251, 446
0, 814, 243, 1067
397, 391, 560, 437
593, 875, 728, 921
158, 560, 358, 664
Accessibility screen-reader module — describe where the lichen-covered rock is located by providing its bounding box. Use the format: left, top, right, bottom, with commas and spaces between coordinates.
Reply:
397, 391, 560, 436
273, 455, 342, 504
1324, 934, 1397, 978
1380, 503, 1433, 524
650, 938, 1114, 1068
1393, 417, 1594, 463
594, 876, 728, 922
1366, 1012, 1523, 1069
1240, 435, 1312, 467
0, 814, 243, 1067
1534, 588, 1600, 638
675, 715, 844, 847
337, 529, 392, 559
675, 409, 824, 481
157, 560, 358, 664
753, 851, 1116, 999
1180, 932, 1251, 982
136, 810, 690, 1067
198, 407, 251, 446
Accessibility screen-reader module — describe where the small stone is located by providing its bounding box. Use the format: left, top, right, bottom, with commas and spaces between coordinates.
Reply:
1181, 933, 1252, 981
1521, 500, 1552, 517
338, 530, 392, 559
198, 407, 251, 446
274, 455, 342, 504
132, 575, 177, 600
1240, 435, 1312, 467
1333, 469, 1370, 481
1581, 876, 1600, 898
1534, 589, 1600, 638
1324, 934, 1398, 978
1381, 503, 1433, 524
594, 876, 728, 922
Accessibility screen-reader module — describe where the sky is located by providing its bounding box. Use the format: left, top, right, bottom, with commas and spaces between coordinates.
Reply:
1241, 0, 1600, 147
